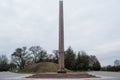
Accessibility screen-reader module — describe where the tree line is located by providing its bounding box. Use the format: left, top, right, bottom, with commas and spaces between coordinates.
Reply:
64, 47, 101, 71
101, 65, 120, 72
101, 60, 120, 72
0, 46, 101, 71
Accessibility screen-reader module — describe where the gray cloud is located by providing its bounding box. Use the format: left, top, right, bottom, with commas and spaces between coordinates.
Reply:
0, 0, 120, 66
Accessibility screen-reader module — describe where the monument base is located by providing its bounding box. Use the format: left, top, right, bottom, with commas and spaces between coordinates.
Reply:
57, 70, 66, 73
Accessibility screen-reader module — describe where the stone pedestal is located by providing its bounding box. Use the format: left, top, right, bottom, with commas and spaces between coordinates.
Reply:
57, 70, 66, 73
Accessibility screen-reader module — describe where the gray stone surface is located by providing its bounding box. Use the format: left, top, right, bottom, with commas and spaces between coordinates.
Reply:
88, 71, 120, 80
0, 71, 120, 80
58, 0, 65, 72
0, 72, 32, 80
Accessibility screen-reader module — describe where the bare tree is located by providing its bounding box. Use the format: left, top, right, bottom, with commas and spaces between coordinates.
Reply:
0, 55, 9, 71
29, 46, 47, 63
114, 60, 120, 67
11, 47, 32, 70
52, 50, 58, 63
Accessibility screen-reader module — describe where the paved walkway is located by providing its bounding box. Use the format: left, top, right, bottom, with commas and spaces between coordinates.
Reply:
0, 71, 120, 80
88, 71, 120, 80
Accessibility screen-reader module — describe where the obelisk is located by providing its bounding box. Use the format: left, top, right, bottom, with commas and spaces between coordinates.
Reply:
58, 0, 66, 73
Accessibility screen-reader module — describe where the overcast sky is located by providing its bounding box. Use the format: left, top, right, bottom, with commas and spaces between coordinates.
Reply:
0, 0, 120, 66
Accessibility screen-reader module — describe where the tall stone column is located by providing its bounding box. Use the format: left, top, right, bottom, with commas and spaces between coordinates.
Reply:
58, 0, 66, 73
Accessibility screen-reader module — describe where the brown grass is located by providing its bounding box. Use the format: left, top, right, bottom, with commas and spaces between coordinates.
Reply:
19, 62, 71, 73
